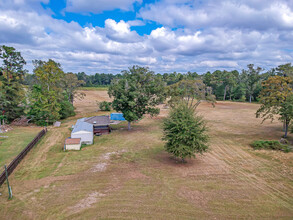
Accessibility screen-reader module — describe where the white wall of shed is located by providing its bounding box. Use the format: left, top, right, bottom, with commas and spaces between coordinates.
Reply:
71, 132, 93, 145
65, 143, 81, 150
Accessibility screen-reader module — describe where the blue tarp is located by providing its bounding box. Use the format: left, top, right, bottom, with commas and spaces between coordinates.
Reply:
110, 113, 126, 121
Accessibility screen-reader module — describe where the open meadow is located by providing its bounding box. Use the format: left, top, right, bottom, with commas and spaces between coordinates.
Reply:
0, 89, 292, 219
0, 127, 42, 168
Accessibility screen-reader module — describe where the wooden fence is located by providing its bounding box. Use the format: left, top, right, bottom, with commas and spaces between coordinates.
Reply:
0, 128, 47, 186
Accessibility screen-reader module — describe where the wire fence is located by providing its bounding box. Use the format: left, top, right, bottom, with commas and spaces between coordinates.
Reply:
0, 128, 47, 186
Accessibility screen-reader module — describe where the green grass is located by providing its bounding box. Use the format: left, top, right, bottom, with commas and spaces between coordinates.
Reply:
251, 140, 292, 152
0, 127, 41, 168
79, 86, 108, 91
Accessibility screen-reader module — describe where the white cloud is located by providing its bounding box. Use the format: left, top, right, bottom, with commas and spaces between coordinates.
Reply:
66, 0, 142, 13
198, 60, 239, 68
0, 0, 292, 74
140, 0, 293, 30
104, 19, 141, 43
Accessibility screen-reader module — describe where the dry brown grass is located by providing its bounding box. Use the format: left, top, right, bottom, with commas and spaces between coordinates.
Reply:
74, 89, 111, 114
0, 92, 292, 219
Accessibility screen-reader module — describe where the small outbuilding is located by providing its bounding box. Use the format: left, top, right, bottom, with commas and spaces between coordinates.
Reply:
85, 116, 111, 135
54, 121, 61, 127
71, 119, 94, 144
65, 138, 81, 150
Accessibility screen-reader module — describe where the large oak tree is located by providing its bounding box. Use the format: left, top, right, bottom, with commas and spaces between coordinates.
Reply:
256, 76, 293, 138
108, 66, 165, 130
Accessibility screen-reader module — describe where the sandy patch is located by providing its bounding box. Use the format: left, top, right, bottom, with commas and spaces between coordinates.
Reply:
69, 191, 106, 214
90, 162, 107, 172
90, 150, 127, 173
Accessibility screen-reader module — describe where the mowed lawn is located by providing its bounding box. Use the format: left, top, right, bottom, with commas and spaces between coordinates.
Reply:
0, 127, 42, 169
0, 89, 292, 219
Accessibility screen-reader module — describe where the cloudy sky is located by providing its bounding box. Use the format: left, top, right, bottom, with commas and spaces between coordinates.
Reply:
0, 0, 293, 74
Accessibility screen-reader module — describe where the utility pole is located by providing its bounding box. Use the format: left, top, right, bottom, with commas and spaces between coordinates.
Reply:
4, 165, 12, 199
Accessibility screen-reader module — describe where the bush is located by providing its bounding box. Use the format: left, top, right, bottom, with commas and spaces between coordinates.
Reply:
99, 101, 112, 111
251, 140, 292, 153
162, 103, 209, 162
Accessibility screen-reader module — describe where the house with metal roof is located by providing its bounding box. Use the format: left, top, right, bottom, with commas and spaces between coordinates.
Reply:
71, 119, 93, 144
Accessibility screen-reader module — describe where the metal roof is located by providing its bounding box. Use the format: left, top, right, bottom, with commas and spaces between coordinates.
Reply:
84, 116, 110, 125
72, 119, 93, 133
65, 138, 81, 145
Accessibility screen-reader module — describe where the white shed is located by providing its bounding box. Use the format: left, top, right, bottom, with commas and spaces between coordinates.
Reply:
65, 138, 81, 150
71, 119, 93, 145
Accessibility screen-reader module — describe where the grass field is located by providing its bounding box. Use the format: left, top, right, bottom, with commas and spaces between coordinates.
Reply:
79, 86, 109, 91
0, 127, 42, 168
0, 90, 292, 219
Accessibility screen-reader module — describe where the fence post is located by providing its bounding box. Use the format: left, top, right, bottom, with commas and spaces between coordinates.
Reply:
5, 165, 12, 199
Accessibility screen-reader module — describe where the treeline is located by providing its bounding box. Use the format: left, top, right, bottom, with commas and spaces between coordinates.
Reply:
99, 65, 287, 102
0, 46, 82, 125
28, 64, 293, 103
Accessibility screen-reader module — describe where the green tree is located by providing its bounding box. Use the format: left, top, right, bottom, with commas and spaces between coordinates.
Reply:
276, 63, 293, 79
59, 94, 76, 119
222, 70, 237, 101
28, 85, 58, 125
98, 101, 112, 111
28, 59, 65, 125
61, 72, 85, 104
167, 79, 215, 109
108, 65, 165, 130
279, 94, 293, 138
0, 45, 26, 122
256, 76, 293, 138
162, 103, 209, 162
203, 71, 212, 87
245, 64, 262, 103
207, 70, 236, 100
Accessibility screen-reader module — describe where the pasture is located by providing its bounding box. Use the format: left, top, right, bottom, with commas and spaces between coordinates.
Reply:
0, 89, 292, 219
0, 127, 42, 168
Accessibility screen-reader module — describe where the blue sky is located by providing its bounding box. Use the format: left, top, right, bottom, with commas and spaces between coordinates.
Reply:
0, 0, 293, 74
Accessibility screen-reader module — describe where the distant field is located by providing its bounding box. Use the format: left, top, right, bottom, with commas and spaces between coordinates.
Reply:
0, 127, 42, 169
79, 86, 108, 91
74, 89, 112, 114
0, 90, 292, 219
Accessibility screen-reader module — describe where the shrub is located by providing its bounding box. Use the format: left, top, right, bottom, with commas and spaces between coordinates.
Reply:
162, 103, 209, 162
99, 101, 112, 111
251, 140, 292, 153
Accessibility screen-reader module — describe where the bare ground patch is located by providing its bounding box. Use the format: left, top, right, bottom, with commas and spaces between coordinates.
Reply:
68, 191, 106, 214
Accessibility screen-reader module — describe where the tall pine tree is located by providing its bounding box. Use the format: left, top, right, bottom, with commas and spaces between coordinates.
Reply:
0, 45, 26, 122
